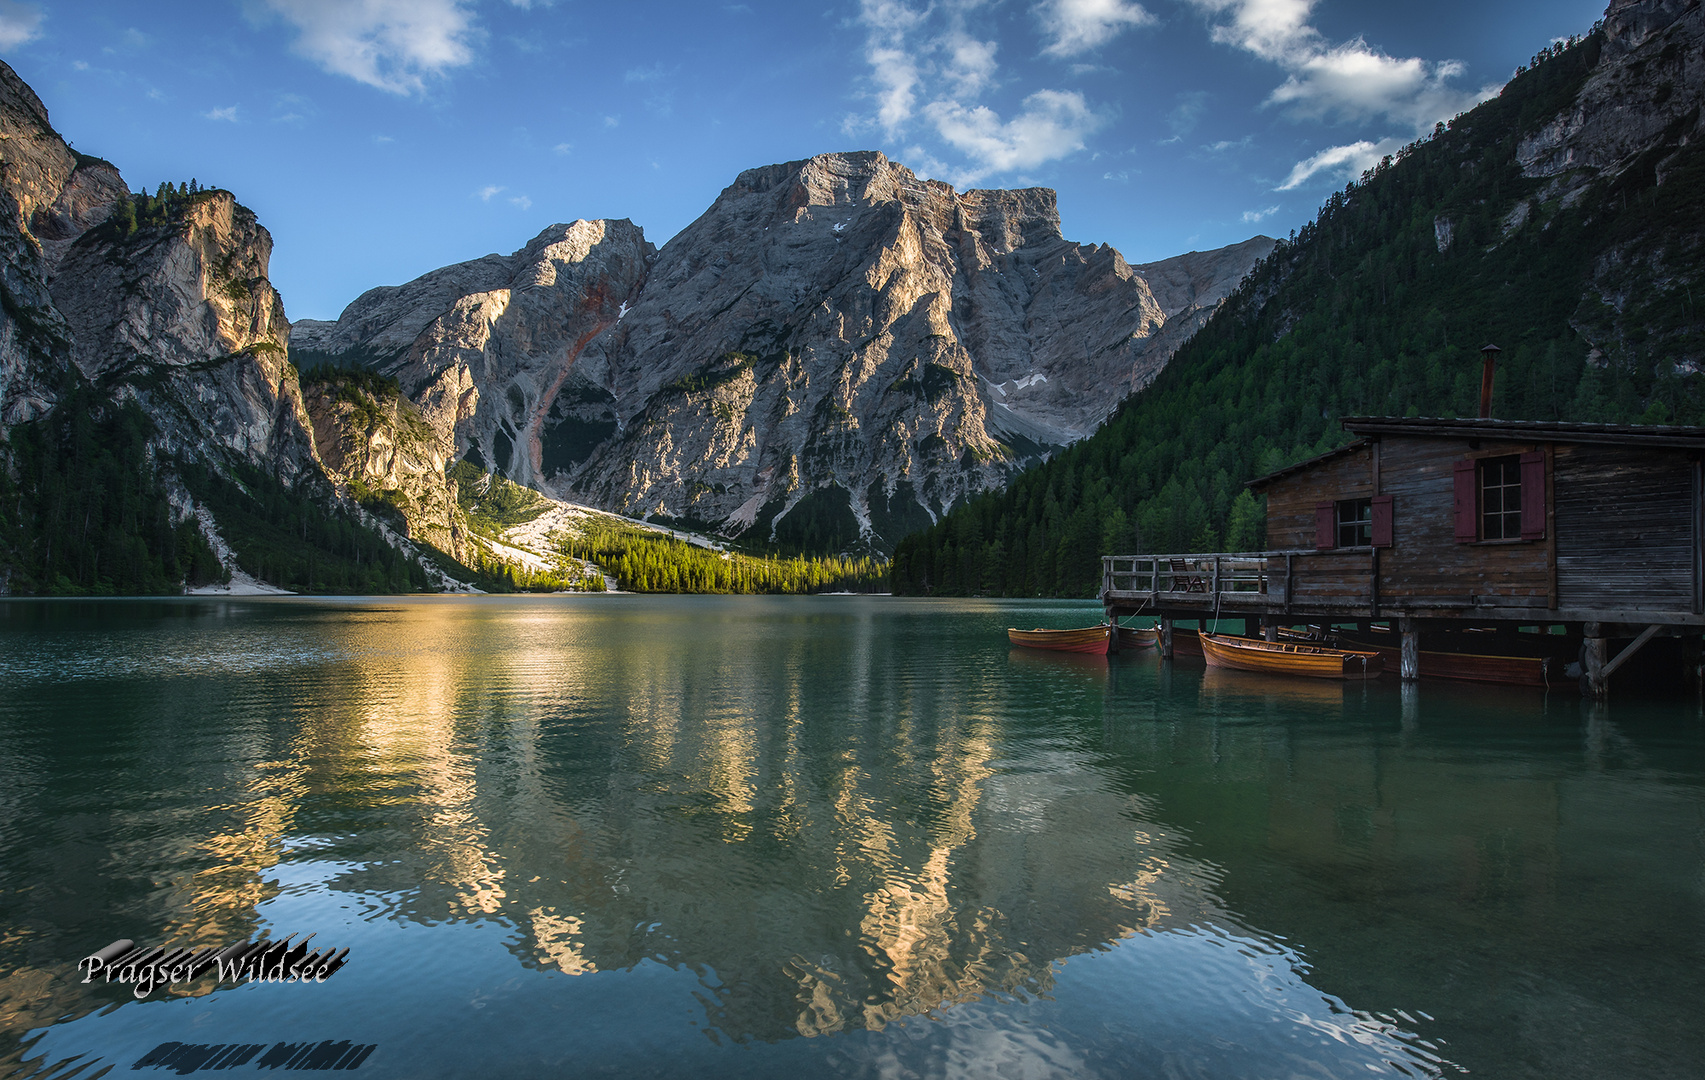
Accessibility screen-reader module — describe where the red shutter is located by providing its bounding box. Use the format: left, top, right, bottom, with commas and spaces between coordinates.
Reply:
1371, 495, 1393, 547
1520, 451, 1546, 540
1453, 459, 1477, 542
1315, 502, 1335, 550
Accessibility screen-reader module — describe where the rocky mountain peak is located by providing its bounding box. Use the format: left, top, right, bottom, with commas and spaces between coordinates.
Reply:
1603, 0, 1695, 51
296, 150, 1272, 551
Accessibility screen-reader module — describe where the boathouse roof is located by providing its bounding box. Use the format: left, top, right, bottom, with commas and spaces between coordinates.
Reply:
1341, 416, 1705, 448
1246, 416, 1705, 491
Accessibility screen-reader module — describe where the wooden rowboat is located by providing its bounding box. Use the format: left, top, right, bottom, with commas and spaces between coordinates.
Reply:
1200, 632, 1383, 680
1351, 643, 1555, 687
1330, 628, 1561, 688
1008, 625, 1112, 654
1116, 626, 1157, 650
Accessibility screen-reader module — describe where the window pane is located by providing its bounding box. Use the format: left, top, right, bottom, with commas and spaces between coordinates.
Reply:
1478, 456, 1523, 541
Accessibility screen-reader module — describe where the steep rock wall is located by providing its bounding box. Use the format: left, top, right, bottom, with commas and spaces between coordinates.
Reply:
297, 152, 1271, 550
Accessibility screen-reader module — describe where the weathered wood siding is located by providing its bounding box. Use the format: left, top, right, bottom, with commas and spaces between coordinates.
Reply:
1375, 435, 1550, 608
1554, 445, 1694, 611
1265, 445, 1372, 550
1262, 433, 1702, 616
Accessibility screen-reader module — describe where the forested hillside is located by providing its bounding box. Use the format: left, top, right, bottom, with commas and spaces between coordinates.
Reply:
892, 17, 1705, 597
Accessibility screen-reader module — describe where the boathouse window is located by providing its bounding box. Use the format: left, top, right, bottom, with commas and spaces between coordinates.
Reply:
1480, 456, 1522, 539
1314, 497, 1391, 549
1454, 452, 1546, 542
1336, 498, 1372, 547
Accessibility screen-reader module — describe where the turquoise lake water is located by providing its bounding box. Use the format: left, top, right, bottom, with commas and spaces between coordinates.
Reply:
0, 595, 1700, 1078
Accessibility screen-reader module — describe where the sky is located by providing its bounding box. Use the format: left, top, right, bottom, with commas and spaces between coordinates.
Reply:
1, 0, 1608, 321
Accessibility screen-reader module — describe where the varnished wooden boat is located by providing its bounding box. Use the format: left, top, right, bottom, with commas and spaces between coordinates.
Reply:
1332, 629, 1561, 688
1116, 626, 1157, 650
1008, 625, 1112, 654
1200, 632, 1383, 680
1352, 643, 1555, 687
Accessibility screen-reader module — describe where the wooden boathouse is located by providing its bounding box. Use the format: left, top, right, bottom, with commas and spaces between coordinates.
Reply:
1101, 416, 1705, 696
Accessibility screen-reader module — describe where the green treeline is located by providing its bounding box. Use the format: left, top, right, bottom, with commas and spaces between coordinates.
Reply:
103, 179, 216, 239
893, 25, 1705, 598
0, 382, 225, 594
179, 461, 431, 594
554, 518, 887, 594
464, 546, 607, 593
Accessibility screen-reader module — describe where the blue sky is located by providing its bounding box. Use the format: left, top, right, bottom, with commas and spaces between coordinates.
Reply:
2, 0, 1606, 321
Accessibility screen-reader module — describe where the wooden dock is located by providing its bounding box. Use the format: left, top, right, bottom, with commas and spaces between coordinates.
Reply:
1097, 415, 1705, 697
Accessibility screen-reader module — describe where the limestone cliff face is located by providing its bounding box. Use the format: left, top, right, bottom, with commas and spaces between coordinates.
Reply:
0, 60, 126, 425
302, 373, 469, 559
49, 191, 320, 480
1517, 0, 1703, 188
1, 56, 316, 480
299, 153, 1271, 550
1509, 0, 1705, 372
292, 219, 654, 496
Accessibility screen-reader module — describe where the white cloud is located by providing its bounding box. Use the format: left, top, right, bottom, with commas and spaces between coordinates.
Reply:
1183, 0, 1500, 189
603, 115, 619, 127
1038, 0, 1154, 59
1187, 0, 1497, 129
72, 60, 89, 71
1189, 0, 1315, 63
857, 0, 929, 134
204, 106, 240, 122
553, 141, 572, 155
508, 195, 532, 210
476, 184, 503, 201
1241, 205, 1279, 222
0, 1, 43, 50
850, 0, 1109, 181
1202, 135, 1252, 153
925, 89, 1105, 184
943, 33, 998, 97
623, 63, 665, 83
1275, 137, 1399, 190
1268, 43, 1493, 129
259, 0, 479, 95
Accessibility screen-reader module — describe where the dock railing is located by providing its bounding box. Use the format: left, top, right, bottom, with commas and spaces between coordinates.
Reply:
1102, 551, 1351, 608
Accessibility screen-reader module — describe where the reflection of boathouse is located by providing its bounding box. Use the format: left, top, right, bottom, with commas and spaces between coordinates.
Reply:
1102, 417, 1705, 696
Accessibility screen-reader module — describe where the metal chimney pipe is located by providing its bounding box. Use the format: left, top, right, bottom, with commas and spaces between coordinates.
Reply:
1479, 343, 1501, 418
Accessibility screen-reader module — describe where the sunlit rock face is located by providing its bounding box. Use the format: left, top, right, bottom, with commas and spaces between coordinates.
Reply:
49, 190, 320, 481
297, 153, 1271, 551
292, 219, 655, 500
0, 58, 318, 485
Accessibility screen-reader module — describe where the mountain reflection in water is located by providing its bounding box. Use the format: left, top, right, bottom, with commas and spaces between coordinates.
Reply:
1, 596, 1698, 1079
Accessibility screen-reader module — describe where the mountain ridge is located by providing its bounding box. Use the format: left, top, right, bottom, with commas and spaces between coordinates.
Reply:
295, 150, 1270, 553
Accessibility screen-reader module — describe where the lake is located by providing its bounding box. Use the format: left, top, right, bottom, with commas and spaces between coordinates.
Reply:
1, 595, 1700, 1078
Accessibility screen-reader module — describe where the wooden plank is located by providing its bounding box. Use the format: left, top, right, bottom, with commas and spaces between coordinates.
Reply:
1555, 444, 1693, 610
